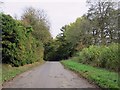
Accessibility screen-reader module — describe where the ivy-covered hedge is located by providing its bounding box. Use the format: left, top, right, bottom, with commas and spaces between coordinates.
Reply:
1, 13, 44, 67
77, 43, 120, 72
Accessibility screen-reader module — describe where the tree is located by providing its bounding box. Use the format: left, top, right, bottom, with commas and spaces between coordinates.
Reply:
87, 0, 118, 45
64, 16, 93, 51
2, 13, 44, 66
21, 7, 52, 44
44, 26, 75, 61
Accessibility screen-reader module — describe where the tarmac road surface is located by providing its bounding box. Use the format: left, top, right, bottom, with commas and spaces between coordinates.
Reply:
3, 62, 98, 88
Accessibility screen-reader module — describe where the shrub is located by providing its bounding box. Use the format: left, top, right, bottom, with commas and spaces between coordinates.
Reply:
2, 14, 44, 66
77, 43, 119, 72
99, 43, 119, 71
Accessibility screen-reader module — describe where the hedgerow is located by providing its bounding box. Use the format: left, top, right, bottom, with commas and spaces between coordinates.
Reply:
78, 43, 119, 72
1, 13, 44, 66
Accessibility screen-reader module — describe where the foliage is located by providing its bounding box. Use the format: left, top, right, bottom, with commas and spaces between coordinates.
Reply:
2, 13, 44, 66
87, 0, 118, 45
64, 16, 93, 50
61, 60, 120, 89
21, 7, 52, 62
44, 40, 58, 61
21, 7, 52, 44
51, 0, 118, 61
46, 16, 94, 61
78, 43, 119, 72
44, 26, 74, 61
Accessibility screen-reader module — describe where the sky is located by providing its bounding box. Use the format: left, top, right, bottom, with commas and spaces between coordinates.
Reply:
1, 0, 89, 38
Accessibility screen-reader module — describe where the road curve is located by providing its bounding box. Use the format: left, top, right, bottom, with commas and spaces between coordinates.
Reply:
3, 62, 98, 88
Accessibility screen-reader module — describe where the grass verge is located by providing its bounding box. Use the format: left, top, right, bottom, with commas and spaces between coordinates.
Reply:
1, 61, 44, 84
61, 60, 120, 89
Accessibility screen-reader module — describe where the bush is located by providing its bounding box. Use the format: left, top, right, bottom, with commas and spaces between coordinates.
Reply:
99, 43, 119, 71
78, 43, 119, 72
2, 13, 44, 66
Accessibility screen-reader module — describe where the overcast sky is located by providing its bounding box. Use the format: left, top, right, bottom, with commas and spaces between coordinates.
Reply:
1, 0, 89, 38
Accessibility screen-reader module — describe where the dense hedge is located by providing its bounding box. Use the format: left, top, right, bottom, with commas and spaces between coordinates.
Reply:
1, 13, 44, 66
77, 43, 120, 72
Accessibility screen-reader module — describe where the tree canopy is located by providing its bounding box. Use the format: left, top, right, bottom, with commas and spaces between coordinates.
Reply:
44, 0, 119, 61
21, 7, 52, 44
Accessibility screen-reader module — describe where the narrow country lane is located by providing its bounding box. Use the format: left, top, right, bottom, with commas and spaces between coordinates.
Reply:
3, 62, 98, 88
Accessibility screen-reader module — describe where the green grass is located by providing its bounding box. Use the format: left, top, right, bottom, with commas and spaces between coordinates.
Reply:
61, 60, 120, 89
1, 61, 44, 84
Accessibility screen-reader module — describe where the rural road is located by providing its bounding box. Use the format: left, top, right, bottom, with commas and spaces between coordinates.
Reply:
3, 62, 97, 88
